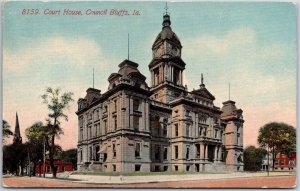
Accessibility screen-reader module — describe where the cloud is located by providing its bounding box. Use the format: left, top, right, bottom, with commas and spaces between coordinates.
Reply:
181, 26, 296, 147
3, 36, 115, 150
3, 36, 110, 74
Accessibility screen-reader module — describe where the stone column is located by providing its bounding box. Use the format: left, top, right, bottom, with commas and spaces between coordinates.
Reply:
145, 100, 149, 132
200, 143, 204, 160
170, 66, 173, 82
218, 146, 222, 161
205, 144, 208, 161
164, 64, 167, 80
124, 95, 129, 129
129, 96, 133, 129
214, 146, 218, 162
141, 100, 145, 131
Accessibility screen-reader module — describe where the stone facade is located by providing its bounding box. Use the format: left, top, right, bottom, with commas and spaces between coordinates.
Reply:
76, 11, 244, 173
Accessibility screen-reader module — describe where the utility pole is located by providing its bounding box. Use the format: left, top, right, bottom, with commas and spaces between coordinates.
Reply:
43, 138, 46, 178
267, 145, 270, 176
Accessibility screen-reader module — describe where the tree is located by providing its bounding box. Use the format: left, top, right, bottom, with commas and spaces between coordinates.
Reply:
61, 148, 77, 170
2, 120, 13, 143
3, 144, 27, 175
41, 87, 73, 178
244, 145, 267, 171
25, 122, 46, 176
258, 122, 296, 171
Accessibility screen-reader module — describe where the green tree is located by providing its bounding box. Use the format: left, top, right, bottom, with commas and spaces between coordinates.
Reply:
61, 148, 77, 170
244, 145, 267, 171
3, 144, 27, 175
25, 122, 46, 176
2, 120, 13, 143
258, 122, 296, 171
41, 87, 73, 178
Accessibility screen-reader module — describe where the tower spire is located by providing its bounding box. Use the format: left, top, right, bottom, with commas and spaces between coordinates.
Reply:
165, 1, 168, 14
229, 82, 231, 100
128, 33, 130, 60
93, 68, 94, 89
162, 2, 171, 28
13, 112, 22, 144
200, 73, 205, 88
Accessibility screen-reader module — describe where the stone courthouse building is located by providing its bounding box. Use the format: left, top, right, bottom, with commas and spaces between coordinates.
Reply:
76, 10, 244, 173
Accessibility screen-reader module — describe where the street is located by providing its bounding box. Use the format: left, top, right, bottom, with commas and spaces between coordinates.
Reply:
3, 175, 296, 188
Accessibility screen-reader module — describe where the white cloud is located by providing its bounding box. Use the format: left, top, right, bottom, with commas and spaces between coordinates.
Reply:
3, 36, 110, 73
181, 26, 296, 147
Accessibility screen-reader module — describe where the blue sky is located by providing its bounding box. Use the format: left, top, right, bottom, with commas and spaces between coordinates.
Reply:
3, 1, 297, 149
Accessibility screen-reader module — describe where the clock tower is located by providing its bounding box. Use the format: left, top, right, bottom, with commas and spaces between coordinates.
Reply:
149, 10, 186, 103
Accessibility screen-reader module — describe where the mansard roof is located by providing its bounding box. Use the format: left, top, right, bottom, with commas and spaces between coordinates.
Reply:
117, 59, 146, 81
191, 85, 216, 101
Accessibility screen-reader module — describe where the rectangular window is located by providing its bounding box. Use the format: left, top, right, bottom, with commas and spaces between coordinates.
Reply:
174, 165, 178, 171
135, 143, 141, 158
114, 100, 117, 112
114, 116, 117, 130
163, 124, 167, 137
133, 99, 140, 111
113, 144, 116, 158
133, 116, 139, 130
94, 124, 97, 137
186, 147, 189, 159
80, 128, 83, 140
95, 146, 100, 161
175, 124, 179, 137
175, 146, 178, 159
196, 144, 200, 158
198, 127, 202, 136
163, 166, 168, 171
237, 133, 240, 145
186, 124, 190, 137
220, 131, 223, 140
186, 110, 190, 116
104, 120, 107, 134
215, 129, 218, 138
112, 164, 116, 171
186, 165, 190, 172
80, 150, 83, 162
155, 145, 160, 161
135, 165, 141, 172
163, 147, 168, 160
89, 126, 92, 139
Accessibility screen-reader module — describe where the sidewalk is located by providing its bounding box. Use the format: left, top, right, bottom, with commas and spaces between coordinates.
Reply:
67, 171, 295, 184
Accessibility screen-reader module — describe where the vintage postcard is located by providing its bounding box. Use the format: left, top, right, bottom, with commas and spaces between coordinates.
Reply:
2, 1, 297, 188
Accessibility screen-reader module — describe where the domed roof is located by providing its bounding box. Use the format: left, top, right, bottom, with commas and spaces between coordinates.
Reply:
152, 14, 182, 49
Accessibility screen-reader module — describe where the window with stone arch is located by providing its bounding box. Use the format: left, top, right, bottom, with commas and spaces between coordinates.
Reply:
133, 99, 140, 111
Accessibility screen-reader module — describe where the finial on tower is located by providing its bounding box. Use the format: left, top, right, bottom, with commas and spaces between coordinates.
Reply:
229, 82, 231, 100
93, 68, 94, 89
200, 73, 205, 88
165, 1, 169, 14
162, 2, 171, 28
127, 33, 130, 60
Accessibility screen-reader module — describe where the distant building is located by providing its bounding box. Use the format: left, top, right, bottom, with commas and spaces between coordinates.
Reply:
76, 9, 244, 173
36, 159, 73, 175
13, 112, 22, 144
261, 151, 296, 171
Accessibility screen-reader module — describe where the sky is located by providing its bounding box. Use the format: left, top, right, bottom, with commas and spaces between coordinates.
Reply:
3, 1, 297, 150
